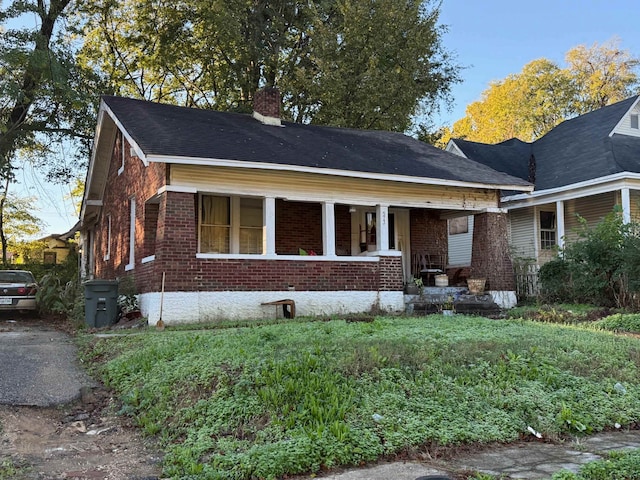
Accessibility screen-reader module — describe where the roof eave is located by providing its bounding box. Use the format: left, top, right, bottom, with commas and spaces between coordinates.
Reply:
149, 154, 533, 192
608, 96, 640, 137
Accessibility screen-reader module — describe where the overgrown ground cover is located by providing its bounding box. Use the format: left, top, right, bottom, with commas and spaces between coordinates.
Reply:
80, 315, 640, 479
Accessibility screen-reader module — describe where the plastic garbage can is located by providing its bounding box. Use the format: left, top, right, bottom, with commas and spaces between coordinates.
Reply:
84, 279, 119, 328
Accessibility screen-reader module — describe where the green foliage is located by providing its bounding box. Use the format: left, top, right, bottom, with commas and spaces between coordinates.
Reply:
0, 458, 19, 479
539, 209, 640, 308
593, 314, 640, 333
75, 0, 460, 132
552, 448, 640, 479
33, 250, 81, 318
0, 0, 102, 181
80, 316, 640, 479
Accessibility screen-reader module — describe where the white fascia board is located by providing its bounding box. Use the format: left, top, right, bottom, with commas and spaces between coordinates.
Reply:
101, 102, 148, 165
609, 96, 640, 137
148, 154, 533, 192
81, 107, 111, 223
445, 140, 467, 158
157, 185, 198, 195
502, 172, 640, 208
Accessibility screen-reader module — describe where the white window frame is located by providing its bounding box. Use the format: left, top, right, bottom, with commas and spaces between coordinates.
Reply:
125, 198, 135, 271
103, 214, 111, 261
198, 194, 264, 255
539, 210, 557, 250
631, 113, 639, 130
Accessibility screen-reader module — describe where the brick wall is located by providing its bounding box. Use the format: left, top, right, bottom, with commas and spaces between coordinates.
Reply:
94, 132, 166, 280
276, 200, 323, 254
410, 209, 447, 256
335, 204, 352, 255
470, 212, 515, 290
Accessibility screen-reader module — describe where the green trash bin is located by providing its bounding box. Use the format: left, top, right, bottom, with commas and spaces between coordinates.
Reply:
84, 279, 119, 328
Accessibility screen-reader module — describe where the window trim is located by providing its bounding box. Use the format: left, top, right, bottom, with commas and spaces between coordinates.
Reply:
103, 214, 111, 261
539, 210, 557, 250
198, 194, 264, 255
125, 198, 135, 270
631, 113, 639, 130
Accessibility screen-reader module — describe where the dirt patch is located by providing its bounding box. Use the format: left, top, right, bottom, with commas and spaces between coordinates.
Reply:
0, 386, 163, 480
0, 315, 163, 479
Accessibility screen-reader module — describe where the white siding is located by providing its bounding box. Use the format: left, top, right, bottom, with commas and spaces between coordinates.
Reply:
613, 102, 640, 137
564, 192, 616, 243
509, 207, 536, 261
448, 215, 473, 266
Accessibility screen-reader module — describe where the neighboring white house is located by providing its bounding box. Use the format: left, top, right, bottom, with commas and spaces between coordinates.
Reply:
447, 95, 640, 268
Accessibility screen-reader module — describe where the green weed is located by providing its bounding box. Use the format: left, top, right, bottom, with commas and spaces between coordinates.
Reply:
79, 316, 640, 480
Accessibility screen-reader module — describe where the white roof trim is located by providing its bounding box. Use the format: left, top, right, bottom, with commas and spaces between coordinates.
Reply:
446, 139, 467, 158
502, 172, 640, 208
148, 154, 533, 192
608, 96, 640, 137
101, 101, 148, 165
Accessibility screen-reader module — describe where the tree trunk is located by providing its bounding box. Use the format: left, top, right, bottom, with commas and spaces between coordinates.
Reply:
0, 0, 72, 168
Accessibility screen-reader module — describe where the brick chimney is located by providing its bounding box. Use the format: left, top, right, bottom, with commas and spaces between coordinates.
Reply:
252, 87, 281, 126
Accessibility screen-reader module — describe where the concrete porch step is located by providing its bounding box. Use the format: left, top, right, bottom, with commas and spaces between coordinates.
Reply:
405, 287, 500, 316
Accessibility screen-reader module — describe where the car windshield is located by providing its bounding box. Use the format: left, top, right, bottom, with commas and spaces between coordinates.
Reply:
0, 271, 35, 283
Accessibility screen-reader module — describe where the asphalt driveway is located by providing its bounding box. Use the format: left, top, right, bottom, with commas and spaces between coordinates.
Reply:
0, 318, 96, 407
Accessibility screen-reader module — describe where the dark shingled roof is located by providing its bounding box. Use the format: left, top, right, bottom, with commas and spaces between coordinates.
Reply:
102, 96, 531, 188
452, 96, 640, 191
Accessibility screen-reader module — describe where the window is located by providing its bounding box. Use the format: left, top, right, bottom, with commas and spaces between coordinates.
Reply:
126, 198, 136, 270
239, 197, 263, 253
631, 114, 639, 130
539, 211, 556, 250
449, 216, 469, 235
104, 214, 111, 261
43, 251, 56, 264
200, 195, 263, 254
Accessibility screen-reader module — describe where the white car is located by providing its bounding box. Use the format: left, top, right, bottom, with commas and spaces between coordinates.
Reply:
0, 270, 38, 312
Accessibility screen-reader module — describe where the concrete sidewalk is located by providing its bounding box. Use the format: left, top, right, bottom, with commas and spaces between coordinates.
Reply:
303, 430, 640, 480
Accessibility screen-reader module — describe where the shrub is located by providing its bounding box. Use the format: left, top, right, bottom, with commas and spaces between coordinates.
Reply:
539, 209, 640, 309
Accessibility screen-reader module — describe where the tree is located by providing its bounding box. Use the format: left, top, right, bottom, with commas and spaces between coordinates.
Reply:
446, 39, 640, 144
75, 0, 460, 132
0, 190, 44, 264
0, 1, 101, 266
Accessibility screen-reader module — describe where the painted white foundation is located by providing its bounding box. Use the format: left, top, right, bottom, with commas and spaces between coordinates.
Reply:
489, 290, 518, 309
140, 290, 405, 325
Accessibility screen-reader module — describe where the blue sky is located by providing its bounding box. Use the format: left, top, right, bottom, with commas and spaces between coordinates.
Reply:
31, 0, 640, 234
435, 0, 639, 125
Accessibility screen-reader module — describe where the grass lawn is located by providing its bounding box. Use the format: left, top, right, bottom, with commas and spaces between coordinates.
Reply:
79, 314, 640, 479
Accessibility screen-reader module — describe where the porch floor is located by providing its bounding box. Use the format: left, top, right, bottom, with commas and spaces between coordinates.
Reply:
405, 286, 500, 316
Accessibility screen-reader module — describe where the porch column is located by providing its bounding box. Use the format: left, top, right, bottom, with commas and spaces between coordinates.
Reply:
322, 201, 336, 256
621, 187, 631, 224
263, 197, 276, 255
556, 201, 565, 250
470, 210, 515, 291
376, 204, 389, 251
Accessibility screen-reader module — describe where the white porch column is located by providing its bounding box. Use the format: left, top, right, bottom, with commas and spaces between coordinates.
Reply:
556, 200, 565, 250
263, 197, 276, 255
376, 204, 389, 251
621, 187, 631, 224
322, 201, 336, 256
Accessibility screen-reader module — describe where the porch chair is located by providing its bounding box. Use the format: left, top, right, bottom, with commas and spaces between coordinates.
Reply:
412, 252, 447, 286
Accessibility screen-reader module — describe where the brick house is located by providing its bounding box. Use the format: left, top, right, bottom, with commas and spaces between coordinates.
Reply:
79, 89, 532, 325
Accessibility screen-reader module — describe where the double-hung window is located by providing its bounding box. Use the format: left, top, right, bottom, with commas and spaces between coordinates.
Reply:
539, 211, 556, 250
200, 195, 263, 254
